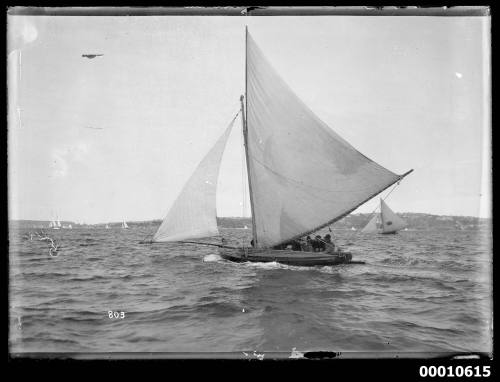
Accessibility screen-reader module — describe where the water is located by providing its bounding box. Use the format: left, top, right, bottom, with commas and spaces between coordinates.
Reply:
9, 226, 492, 355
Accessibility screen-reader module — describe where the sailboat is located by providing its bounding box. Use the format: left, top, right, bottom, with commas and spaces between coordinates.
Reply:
361, 199, 407, 234
50, 215, 61, 229
105, 224, 110, 229
122, 221, 129, 229
148, 29, 413, 266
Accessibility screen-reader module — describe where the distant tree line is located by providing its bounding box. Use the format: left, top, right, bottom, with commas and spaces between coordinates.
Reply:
10, 214, 490, 231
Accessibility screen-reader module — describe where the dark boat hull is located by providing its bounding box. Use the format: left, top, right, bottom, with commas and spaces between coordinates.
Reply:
219, 247, 359, 266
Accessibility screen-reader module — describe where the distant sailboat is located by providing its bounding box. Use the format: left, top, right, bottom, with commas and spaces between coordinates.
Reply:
361, 199, 407, 234
105, 224, 110, 229
148, 28, 413, 266
50, 214, 61, 229
122, 221, 129, 229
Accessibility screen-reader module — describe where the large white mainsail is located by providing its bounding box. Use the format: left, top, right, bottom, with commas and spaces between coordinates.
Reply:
152, 114, 238, 242
380, 199, 407, 233
245, 32, 404, 248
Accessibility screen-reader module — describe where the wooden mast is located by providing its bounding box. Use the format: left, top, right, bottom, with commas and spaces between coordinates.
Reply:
241, 26, 258, 247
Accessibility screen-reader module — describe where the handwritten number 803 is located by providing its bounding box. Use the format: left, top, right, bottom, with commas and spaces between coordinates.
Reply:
108, 311, 125, 319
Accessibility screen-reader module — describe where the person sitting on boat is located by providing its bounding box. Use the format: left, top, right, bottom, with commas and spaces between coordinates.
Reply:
318, 236, 326, 251
312, 235, 325, 252
291, 240, 302, 251
301, 236, 313, 252
324, 234, 335, 250
323, 234, 338, 254
310, 236, 319, 251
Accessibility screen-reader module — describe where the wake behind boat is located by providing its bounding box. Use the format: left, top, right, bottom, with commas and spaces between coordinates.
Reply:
146, 28, 413, 266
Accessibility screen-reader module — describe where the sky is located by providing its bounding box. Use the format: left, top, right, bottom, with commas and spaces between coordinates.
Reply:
7, 15, 491, 223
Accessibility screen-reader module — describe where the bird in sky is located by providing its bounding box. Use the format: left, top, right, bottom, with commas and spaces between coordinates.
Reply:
82, 54, 104, 59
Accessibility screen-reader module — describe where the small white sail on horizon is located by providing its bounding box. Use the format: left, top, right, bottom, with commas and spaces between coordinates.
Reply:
52, 218, 60, 229
380, 199, 407, 233
122, 221, 129, 229
361, 199, 407, 234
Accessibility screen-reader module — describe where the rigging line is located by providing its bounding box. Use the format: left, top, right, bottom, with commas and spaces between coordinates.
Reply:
143, 240, 237, 249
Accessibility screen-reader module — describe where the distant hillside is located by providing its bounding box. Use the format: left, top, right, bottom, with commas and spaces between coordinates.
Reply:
216, 217, 253, 229
8, 220, 163, 229
217, 214, 490, 231
10, 214, 490, 231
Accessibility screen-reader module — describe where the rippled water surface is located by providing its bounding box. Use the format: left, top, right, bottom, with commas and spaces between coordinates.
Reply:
9, 226, 492, 355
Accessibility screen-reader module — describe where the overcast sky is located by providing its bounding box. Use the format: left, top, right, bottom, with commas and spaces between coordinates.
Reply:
8, 15, 491, 223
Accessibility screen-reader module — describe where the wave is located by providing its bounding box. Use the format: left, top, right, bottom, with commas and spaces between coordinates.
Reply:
203, 254, 222, 262
8, 227, 492, 353
392, 320, 466, 335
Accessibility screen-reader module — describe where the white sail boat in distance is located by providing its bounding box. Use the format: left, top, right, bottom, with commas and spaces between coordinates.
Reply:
122, 221, 129, 229
50, 213, 60, 229
361, 199, 408, 234
148, 28, 413, 266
